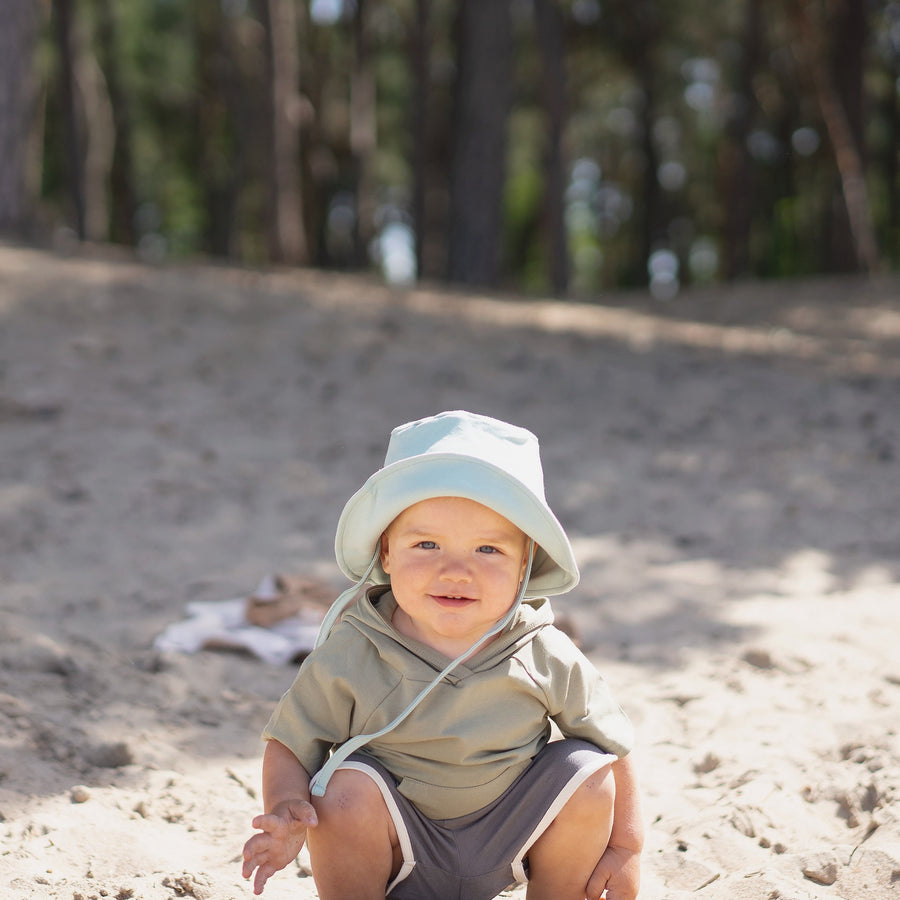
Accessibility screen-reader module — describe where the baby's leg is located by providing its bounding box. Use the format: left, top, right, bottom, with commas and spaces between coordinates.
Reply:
523, 764, 615, 900
307, 768, 403, 900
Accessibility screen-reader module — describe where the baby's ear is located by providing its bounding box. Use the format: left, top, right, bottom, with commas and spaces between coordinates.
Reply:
520, 539, 535, 582
379, 533, 391, 574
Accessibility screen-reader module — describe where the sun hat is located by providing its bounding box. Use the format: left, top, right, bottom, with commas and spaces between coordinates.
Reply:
334, 410, 579, 599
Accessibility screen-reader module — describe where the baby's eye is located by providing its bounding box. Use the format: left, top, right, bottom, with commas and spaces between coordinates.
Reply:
416, 540, 438, 550
477, 545, 499, 554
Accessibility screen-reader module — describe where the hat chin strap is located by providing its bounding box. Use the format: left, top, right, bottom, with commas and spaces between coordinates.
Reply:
313, 551, 381, 651
309, 539, 536, 798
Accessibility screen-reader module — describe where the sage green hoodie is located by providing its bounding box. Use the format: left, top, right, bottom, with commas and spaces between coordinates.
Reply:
263, 586, 633, 820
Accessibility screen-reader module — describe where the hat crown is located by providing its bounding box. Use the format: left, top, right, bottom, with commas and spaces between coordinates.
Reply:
384, 411, 546, 501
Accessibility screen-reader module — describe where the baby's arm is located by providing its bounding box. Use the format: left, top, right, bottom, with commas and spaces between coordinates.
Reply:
242, 740, 319, 895
587, 753, 643, 900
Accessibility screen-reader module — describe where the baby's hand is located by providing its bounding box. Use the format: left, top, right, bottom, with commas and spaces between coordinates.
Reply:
586, 843, 641, 900
241, 799, 318, 895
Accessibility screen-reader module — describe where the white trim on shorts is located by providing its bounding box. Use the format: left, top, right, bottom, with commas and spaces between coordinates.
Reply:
509, 752, 615, 884
335, 760, 417, 893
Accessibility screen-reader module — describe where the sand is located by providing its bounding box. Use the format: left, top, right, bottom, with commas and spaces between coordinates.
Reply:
1, 242, 899, 899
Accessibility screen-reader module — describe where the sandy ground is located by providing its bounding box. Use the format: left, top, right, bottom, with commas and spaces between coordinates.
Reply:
1, 243, 899, 900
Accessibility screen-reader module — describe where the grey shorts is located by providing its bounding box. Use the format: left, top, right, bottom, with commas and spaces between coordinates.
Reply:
336, 739, 616, 900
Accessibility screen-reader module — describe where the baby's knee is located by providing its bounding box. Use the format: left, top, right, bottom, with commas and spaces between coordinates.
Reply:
310, 769, 386, 826
566, 765, 616, 824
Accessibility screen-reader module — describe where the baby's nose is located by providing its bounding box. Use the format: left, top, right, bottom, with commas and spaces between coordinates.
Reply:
439, 557, 473, 580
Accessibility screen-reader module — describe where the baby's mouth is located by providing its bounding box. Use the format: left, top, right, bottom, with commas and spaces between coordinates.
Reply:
432, 594, 476, 607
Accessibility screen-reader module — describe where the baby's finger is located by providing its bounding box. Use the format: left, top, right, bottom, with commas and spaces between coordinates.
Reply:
241, 851, 260, 880
250, 813, 275, 832
241, 835, 272, 877
243, 831, 269, 858
253, 862, 278, 896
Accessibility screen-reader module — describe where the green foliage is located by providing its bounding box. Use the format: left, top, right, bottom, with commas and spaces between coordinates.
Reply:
35, 0, 900, 287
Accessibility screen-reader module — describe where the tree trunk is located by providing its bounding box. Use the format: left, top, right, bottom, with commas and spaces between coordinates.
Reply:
295, 0, 331, 267
885, 54, 900, 250
74, 24, 115, 242
788, 0, 879, 274
609, 0, 665, 286
95, 0, 137, 246
828, 0, 869, 271
410, 0, 429, 280
191, 0, 234, 257
0, 0, 41, 237
635, 64, 662, 285
721, 0, 763, 279
534, 0, 570, 295
408, 1, 453, 281
351, 0, 377, 267
447, 0, 513, 287
260, 0, 307, 265
54, 0, 86, 240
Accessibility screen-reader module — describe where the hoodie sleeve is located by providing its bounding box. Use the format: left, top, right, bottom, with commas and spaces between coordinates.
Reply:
262, 627, 369, 778
531, 627, 634, 758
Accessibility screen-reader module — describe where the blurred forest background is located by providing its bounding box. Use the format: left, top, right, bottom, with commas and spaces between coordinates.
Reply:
2, 0, 899, 298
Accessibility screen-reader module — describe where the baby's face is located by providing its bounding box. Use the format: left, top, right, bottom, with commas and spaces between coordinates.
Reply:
380, 496, 530, 659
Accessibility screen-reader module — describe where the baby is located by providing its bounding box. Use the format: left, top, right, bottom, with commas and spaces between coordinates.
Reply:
242, 410, 642, 899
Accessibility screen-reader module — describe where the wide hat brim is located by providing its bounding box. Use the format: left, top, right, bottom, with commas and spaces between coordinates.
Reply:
334, 452, 580, 598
